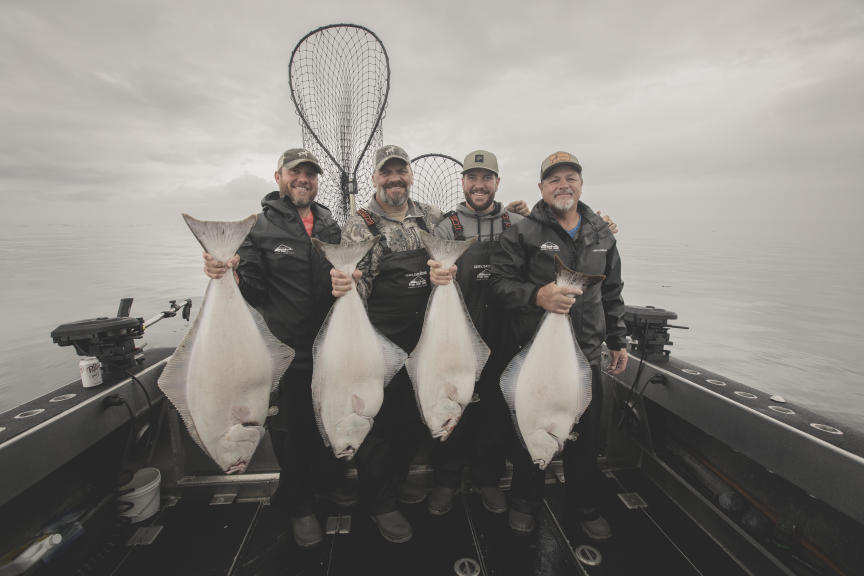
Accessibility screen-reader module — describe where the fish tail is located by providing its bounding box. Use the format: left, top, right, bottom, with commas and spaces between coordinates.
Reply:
312, 236, 379, 272
553, 255, 605, 291
182, 213, 257, 261
416, 229, 476, 267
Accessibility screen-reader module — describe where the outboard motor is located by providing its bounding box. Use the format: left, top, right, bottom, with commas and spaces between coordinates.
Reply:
623, 305, 683, 363
50, 298, 191, 377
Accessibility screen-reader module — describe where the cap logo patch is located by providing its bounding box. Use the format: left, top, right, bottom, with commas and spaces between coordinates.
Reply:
475, 154, 484, 163
547, 152, 572, 164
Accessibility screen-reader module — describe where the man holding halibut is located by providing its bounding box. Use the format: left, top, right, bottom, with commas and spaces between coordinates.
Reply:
489, 151, 627, 540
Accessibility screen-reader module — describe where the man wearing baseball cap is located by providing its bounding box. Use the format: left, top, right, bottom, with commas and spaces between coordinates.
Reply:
424, 149, 523, 517
490, 151, 627, 541
331, 144, 445, 543
203, 148, 346, 548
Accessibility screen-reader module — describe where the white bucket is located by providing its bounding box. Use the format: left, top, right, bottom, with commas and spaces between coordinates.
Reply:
117, 467, 161, 523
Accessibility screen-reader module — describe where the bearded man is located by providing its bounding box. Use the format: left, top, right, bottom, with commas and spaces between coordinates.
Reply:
332, 145, 444, 543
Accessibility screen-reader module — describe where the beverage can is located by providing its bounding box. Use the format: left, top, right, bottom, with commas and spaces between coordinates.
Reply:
79, 357, 103, 388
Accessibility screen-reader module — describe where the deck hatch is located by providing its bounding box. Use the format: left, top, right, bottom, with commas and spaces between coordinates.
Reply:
127, 525, 164, 546
618, 492, 648, 509
210, 493, 237, 505
325, 514, 352, 534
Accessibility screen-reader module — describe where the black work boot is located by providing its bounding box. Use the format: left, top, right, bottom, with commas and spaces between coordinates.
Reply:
428, 486, 455, 516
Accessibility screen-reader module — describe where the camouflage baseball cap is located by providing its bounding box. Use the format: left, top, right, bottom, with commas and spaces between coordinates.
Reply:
277, 148, 322, 173
461, 150, 499, 176
540, 151, 582, 179
374, 145, 411, 171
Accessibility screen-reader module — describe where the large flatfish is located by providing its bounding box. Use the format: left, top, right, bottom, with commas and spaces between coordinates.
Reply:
500, 256, 604, 470
158, 214, 295, 474
406, 230, 490, 441
311, 237, 407, 459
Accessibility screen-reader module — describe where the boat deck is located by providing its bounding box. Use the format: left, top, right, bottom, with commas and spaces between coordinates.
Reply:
39, 465, 747, 576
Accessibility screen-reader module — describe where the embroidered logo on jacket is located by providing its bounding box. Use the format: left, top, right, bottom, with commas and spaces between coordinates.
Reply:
406, 271, 428, 288
273, 244, 294, 254
540, 241, 560, 252
474, 264, 491, 280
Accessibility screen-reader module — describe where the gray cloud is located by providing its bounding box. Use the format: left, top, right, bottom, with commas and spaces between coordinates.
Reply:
0, 0, 861, 235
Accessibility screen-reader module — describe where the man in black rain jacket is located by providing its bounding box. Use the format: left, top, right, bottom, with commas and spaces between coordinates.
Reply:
203, 148, 342, 549
490, 151, 627, 541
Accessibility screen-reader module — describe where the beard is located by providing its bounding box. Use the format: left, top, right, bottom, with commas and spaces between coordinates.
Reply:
464, 188, 494, 213
379, 182, 409, 207
283, 184, 315, 208
548, 195, 575, 216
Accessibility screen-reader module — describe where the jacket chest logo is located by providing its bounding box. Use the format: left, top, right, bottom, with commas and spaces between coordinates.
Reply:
273, 244, 295, 254
406, 271, 428, 288
539, 241, 560, 252
474, 264, 491, 280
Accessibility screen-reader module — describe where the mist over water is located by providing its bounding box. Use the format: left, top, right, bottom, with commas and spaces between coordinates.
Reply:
1, 193, 862, 433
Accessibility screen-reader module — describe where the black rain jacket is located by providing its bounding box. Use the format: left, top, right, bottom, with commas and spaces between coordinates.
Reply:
489, 200, 626, 364
236, 192, 341, 370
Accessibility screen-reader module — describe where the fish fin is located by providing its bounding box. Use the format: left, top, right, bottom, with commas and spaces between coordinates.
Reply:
352, 394, 365, 414
452, 281, 491, 381
182, 213, 257, 262
158, 286, 208, 454
499, 335, 536, 453
445, 383, 458, 400
553, 255, 605, 292
404, 352, 426, 427
378, 329, 408, 388
310, 306, 335, 448
312, 235, 379, 272
572, 334, 593, 421
247, 303, 294, 394
416, 229, 476, 267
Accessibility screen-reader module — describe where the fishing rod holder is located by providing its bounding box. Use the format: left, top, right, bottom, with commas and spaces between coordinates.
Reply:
623, 305, 686, 362
50, 298, 191, 375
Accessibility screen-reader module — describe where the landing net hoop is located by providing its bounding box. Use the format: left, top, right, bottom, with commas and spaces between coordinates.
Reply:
289, 24, 390, 225
410, 153, 464, 213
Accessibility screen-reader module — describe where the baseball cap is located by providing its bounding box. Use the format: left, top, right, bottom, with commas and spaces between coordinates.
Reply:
461, 150, 499, 176
277, 148, 322, 173
540, 151, 582, 179
374, 145, 411, 171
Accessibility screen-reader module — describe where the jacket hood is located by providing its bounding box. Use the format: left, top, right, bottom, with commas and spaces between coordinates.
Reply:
261, 191, 333, 222
528, 199, 602, 229
454, 201, 506, 220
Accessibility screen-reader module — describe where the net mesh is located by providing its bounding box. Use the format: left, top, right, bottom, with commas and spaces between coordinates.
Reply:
410, 154, 464, 213
289, 24, 390, 225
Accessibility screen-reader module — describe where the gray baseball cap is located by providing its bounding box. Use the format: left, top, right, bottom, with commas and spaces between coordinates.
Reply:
277, 148, 322, 173
540, 151, 582, 179
461, 149, 499, 176
374, 145, 411, 171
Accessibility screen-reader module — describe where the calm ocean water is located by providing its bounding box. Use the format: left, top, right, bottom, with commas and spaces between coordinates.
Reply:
1, 205, 862, 432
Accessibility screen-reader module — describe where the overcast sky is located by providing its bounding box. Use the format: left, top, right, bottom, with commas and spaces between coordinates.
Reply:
1, 0, 863, 234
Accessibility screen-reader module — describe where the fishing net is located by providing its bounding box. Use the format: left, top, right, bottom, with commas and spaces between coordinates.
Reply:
289, 24, 390, 225
410, 153, 464, 213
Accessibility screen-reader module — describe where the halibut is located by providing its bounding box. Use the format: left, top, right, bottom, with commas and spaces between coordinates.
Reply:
311, 237, 407, 459
158, 214, 294, 474
407, 230, 490, 441
500, 256, 603, 469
